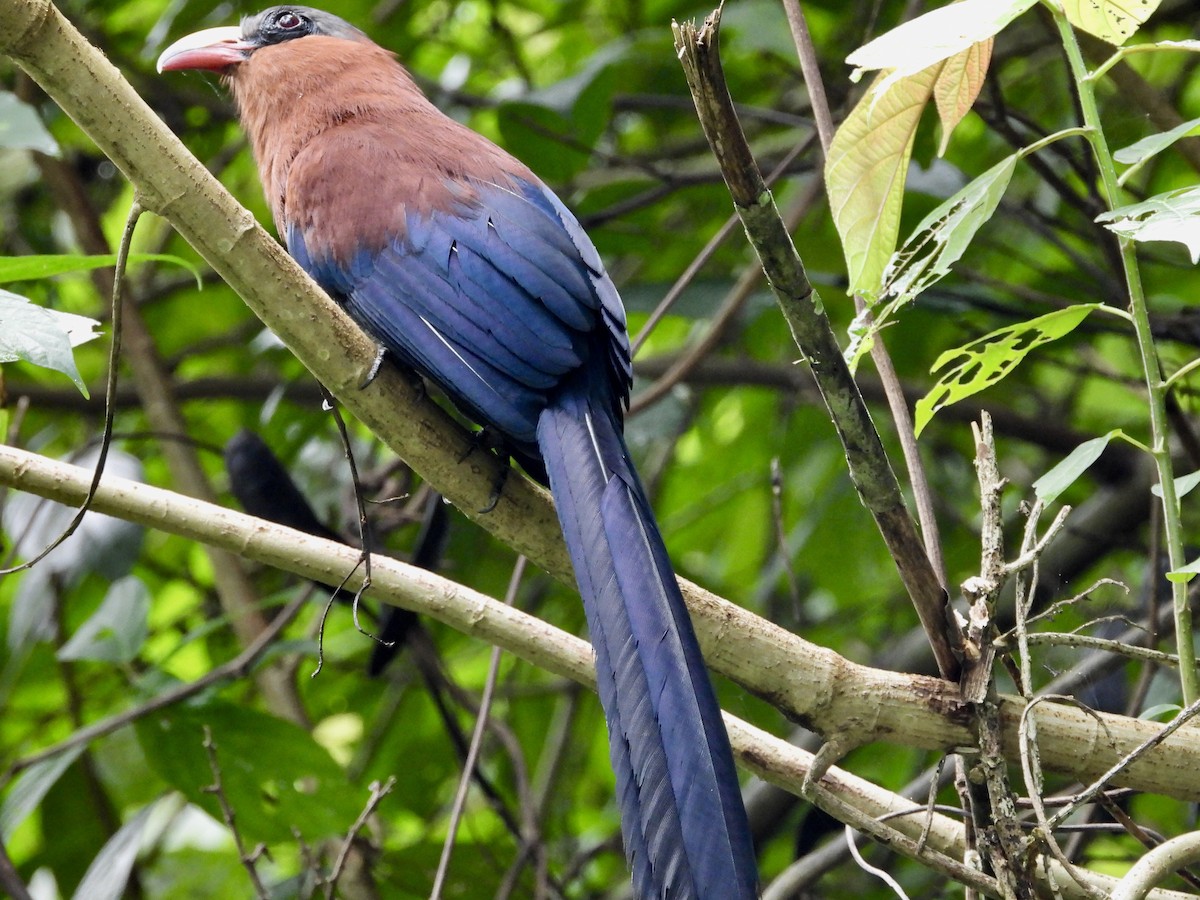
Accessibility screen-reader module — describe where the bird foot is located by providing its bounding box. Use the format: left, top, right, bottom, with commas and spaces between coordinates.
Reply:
458, 427, 512, 513
359, 344, 389, 389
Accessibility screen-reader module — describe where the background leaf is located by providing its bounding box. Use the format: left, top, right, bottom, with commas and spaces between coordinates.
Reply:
135, 702, 362, 843
0, 289, 100, 394
0, 91, 60, 156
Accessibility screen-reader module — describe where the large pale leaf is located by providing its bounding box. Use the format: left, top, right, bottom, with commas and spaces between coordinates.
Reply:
915, 304, 1101, 435
934, 40, 992, 155
1096, 186, 1200, 262
0, 289, 101, 395
0, 91, 59, 156
826, 67, 939, 299
1062, 0, 1161, 45
847, 0, 1035, 84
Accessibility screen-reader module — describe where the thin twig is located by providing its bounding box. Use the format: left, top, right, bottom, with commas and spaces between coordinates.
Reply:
202, 726, 270, 899
430, 555, 528, 898
0, 840, 34, 900
0, 200, 139, 576
323, 777, 396, 899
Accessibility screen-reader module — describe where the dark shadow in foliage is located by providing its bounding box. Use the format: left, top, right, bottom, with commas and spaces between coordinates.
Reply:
223, 428, 429, 674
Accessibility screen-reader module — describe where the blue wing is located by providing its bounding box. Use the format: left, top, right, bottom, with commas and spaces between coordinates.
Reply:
290, 176, 631, 455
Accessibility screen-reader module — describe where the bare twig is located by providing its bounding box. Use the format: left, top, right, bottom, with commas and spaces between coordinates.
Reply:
431, 555, 527, 898
0, 840, 34, 900
323, 777, 396, 899
202, 727, 270, 899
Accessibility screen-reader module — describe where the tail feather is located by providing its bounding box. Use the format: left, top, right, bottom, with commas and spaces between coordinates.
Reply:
537, 387, 757, 899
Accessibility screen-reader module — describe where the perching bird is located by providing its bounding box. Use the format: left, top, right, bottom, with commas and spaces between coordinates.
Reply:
158, 8, 757, 897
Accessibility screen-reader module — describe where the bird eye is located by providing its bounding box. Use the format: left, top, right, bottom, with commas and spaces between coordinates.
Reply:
276, 12, 303, 29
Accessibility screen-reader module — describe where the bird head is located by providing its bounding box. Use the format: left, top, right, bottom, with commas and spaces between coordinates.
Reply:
156, 6, 368, 73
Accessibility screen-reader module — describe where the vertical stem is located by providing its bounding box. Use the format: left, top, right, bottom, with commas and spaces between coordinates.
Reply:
1051, 8, 1196, 703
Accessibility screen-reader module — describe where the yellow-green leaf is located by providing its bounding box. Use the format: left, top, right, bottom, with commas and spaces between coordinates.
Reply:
826, 67, 939, 299
1062, 0, 1160, 45
934, 39, 992, 155
915, 304, 1101, 436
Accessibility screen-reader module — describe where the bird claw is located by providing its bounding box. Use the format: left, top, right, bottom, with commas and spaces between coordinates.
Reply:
479, 464, 509, 513
359, 344, 388, 389
457, 427, 512, 513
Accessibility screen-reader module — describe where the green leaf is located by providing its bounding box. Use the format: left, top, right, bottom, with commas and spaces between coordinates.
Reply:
0, 744, 86, 840
58, 577, 150, 664
1114, 116, 1200, 167
826, 67, 939, 298
1167, 555, 1200, 584
497, 41, 625, 183
915, 304, 1101, 436
0, 289, 101, 396
0, 253, 199, 285
1062, 0, 1161, 45
0, 91, 60, 156
1140, 703, 1182, 721
1096, 187, 1200, 263
846, 0, 1036, 82
135, 701, 361, 843
1151, 469, 1200, 499
1033, 430, 1124, 505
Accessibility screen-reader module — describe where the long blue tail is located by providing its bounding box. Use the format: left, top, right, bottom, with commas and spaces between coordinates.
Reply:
537, 383, 758, 899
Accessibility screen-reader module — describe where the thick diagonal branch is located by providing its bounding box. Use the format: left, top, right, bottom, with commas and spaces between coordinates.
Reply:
673, 8, 961, 680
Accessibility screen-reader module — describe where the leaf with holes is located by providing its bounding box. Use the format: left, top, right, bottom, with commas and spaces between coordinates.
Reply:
884, 154, 1017, 309
848, 153, 1019, 368
1062, 0, 1161, 45
914, 304, 1101, 436
1097, 186, 1200, 262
